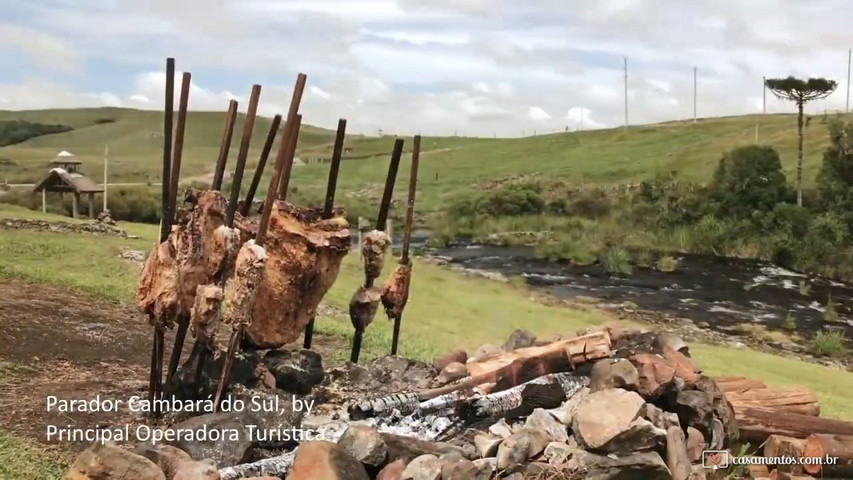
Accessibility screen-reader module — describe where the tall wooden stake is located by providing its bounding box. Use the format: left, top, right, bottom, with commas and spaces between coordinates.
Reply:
212, 100, 239, 191
214, 73, 307, 412
391, 135, 421, 356
241, 114, 282, 216
103, 144, 108, 211
304, 118, 347, 350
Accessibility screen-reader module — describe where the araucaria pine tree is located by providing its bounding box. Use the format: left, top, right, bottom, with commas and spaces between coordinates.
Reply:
764, 76, 837, 206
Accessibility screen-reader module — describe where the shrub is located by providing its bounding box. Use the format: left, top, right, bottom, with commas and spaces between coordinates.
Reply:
0, 120, 72, 146
656, 255, 678, 272
602, 246, 632, 275
817, 118, 853, 229
810, 329, 846, 357
711, 145, 790, 218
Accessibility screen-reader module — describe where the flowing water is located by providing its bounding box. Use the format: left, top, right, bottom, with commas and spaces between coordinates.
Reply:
430, 245, 853, 338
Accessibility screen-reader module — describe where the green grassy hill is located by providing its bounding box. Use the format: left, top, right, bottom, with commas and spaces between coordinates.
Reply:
0, 107, 850, 218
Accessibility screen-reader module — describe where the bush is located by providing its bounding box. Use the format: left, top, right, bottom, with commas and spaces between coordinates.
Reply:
449, 182, 545, 217
0, 120, 72, 146
810, 329, 846, 357
602, 246, 632, 275
711, 145, 791, 218
656, 255, 678, 272
817, 118, 853, 229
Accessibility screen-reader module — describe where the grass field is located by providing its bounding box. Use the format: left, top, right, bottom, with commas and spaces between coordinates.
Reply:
3, 108, 853, 221
2, 206, 853, 476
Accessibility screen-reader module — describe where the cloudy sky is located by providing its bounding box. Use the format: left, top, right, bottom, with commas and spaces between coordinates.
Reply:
2, 0, 852, 136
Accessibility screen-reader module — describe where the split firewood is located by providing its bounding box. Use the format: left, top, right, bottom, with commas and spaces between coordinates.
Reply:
218, 450, 296, 480
247, 202, 351, 349
713, 376, 768, 394
728, 387, 819, 416
737, 407, 853, 443
466, 330, 612, 379
802, 433, 853, 477
764, 435, 804, 475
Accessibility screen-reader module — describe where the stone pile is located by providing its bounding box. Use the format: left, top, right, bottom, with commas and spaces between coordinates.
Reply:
62, 327, 744, 480
0, 217, 131, 237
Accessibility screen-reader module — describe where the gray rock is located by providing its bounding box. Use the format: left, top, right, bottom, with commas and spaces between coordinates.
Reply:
590, 359, 640, 393
525, 462, 557, 477
64, 443, 166, 480
641, 403, 680, 431
338, 425, 387, 467
172, 459, 219, 480
438, 451, 466, 463
132, 444, 191, 480
503, 329, 537, 351
473, 434, 502, 458
167, 412, 254, 468
440, 458, 477, 480
471, 458, 496, 479
572, 388, 646, 451
470, 344, 502, 362
548, 387, 589, 425
495, 429, 549, 470
263, 348, 324, 395
402, 454, 442, 480
436, 362, 468, 385
288, 441, 370, 480
487, 419, 513, 439
599, 417, 667, 453
543, 441, 578, 466
686, 427, 705, 462
575, 451, 671, 480
524, 408, 569, 442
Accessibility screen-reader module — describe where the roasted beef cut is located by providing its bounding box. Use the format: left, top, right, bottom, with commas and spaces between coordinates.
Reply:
380, 261, 412, 319
247, 201, 351, 348
350, 286, 381, 331
361, 229, 390, 282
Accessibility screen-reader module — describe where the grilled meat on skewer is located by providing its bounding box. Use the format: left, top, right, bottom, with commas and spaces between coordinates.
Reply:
246, 201, 351, 349
349, 286, 381, 331
361, 229, 390, 283
380, 261, 412, 320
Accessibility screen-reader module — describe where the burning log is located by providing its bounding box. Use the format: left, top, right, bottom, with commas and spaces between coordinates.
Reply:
801, 433, 853, 477
467, 372, 587, 418
736, 407, 853, 443
727, 387, 820, 416
349, 393, 422, 419
218, 450, 297, 480
467, 330, 612, 379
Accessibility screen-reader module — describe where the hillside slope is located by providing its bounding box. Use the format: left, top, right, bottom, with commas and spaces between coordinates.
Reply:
0, 107, 850, 215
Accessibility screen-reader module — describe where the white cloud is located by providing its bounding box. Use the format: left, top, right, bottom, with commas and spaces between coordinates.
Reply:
528, 106, 551, 121
3, 0, 853, 136
310, 86, 332, 100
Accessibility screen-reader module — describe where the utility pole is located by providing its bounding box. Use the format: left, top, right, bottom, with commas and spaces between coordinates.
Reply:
580, 109, 584, 130
763, 76, 767, 114
103, 144, 108, 211
693, 66, 697, 123
847, 48, 851, 113
624, 57, 629, 127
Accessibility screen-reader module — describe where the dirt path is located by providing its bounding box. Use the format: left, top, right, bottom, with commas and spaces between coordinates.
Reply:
0, 279, 346, 461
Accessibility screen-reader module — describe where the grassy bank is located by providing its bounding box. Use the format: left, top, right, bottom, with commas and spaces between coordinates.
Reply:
1, 208, 853, 477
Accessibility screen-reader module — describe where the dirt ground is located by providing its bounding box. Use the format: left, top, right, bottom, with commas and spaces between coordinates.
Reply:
0, 279, 344, 462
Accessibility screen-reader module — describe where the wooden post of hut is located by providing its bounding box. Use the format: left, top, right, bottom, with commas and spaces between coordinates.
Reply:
33, 151, 104, 219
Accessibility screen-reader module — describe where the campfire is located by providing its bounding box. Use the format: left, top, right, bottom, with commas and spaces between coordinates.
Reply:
64, 57, 853, 480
